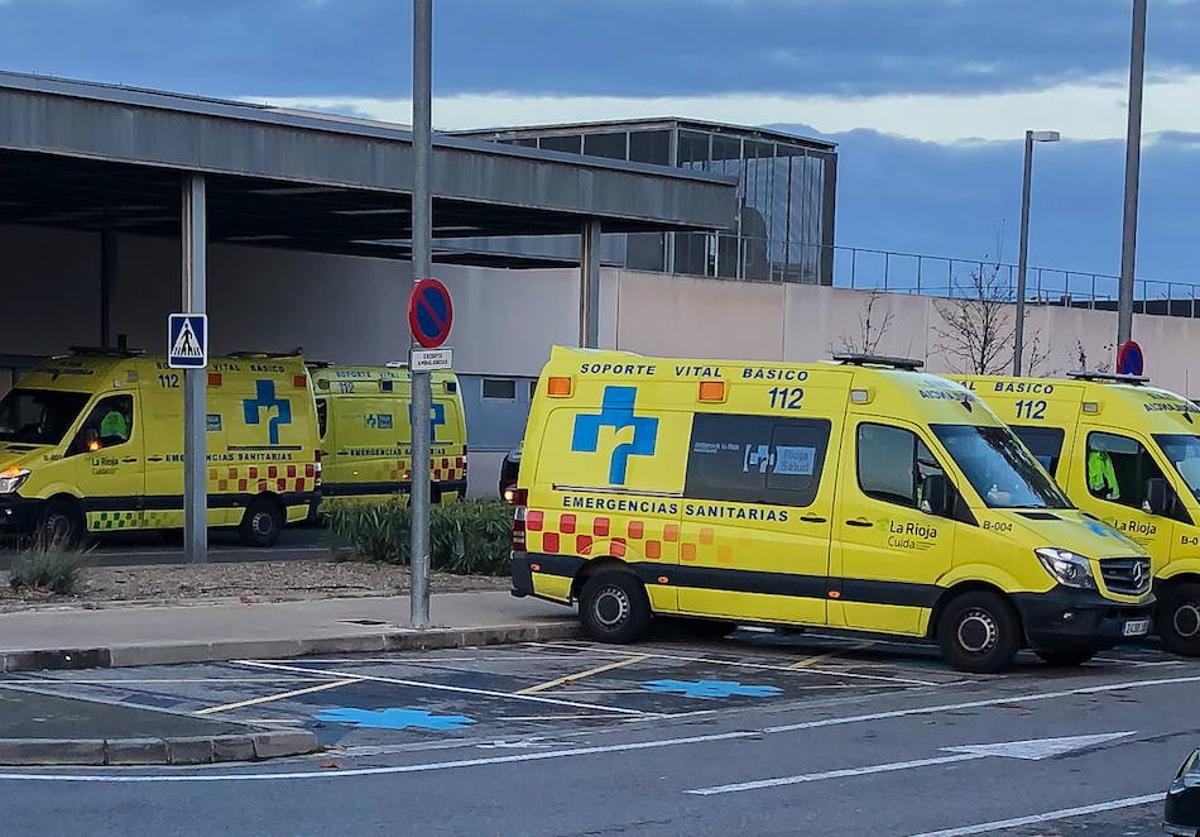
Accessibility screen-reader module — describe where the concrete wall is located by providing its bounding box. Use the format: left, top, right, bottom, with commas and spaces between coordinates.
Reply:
4, 222, 1200, 498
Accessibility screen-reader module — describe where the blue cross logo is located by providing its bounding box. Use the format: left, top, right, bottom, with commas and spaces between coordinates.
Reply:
571, 386, 658, 486
409, 402, 447, 443
242, 380, 292, 445
315, 707, 475, 732
641, 679, 783, 699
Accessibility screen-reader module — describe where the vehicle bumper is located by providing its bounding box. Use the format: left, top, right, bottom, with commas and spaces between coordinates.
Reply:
0, 494, 43, 532
1012, 588, 1154, 652
511, 551, 534, 598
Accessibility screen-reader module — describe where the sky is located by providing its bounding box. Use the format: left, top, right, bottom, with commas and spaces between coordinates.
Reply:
1, 0, 1198, 281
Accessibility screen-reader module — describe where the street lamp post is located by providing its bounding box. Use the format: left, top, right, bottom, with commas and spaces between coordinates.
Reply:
1118, 0, 1148, 347
1013, 129, 1060, 376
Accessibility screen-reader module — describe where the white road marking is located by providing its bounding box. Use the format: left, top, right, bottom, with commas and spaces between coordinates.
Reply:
686, 732, 1135, 796
0, 674, 1193, 784
195, 678, 363, 715
906, 793, 1162, 837
688, 754, 979, 795
235, 659, 653, 717
529, 642, 938, 686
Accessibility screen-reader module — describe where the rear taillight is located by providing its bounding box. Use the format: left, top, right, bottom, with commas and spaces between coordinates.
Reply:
314, 450, 323, 487
512, 505, 527, 552
504, 486, 527, 506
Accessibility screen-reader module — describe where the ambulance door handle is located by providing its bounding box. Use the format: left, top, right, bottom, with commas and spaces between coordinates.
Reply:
799, 515, 827, 524
845, 518, 874, 528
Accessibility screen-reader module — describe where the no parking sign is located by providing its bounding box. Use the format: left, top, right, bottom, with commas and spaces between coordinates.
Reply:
408, 278, 453, 349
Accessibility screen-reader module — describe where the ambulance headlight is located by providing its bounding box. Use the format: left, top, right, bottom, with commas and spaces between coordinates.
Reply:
1035, 548, 1096, 590
0, 468, 30, 495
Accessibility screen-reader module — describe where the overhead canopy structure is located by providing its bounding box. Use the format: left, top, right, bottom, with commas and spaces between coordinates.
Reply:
0, 71, 738, 265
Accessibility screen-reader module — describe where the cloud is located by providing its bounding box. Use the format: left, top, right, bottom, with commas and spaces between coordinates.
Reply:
252, 69, 1200, 144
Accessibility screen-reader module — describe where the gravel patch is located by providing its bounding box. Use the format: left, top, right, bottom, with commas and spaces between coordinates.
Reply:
0, 560, 508, 612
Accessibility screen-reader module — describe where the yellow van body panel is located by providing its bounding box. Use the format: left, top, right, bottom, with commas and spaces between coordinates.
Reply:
309, 365, 467, 507
513, 348, 1152, 648
0, 352, 319, 534
956, 374, 1200, 586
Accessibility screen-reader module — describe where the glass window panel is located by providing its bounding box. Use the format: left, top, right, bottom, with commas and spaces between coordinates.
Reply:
678, 130, 711, 167
629, 130, 671, 165
583, 132, 628, 160
539, 135, 582, 154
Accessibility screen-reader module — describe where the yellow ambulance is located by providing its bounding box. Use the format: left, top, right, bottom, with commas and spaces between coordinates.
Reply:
510, 347, 1154, 673
0, 348, 320, 547
308, 364, 467, 507
954, 372, 1200, 657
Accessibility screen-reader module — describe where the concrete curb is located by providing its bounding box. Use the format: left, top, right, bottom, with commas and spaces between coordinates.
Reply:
0, 620, 580, 673
0, 729, 321, 766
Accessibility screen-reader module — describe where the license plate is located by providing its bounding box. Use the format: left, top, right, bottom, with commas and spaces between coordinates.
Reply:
1123, 619, 1151, 637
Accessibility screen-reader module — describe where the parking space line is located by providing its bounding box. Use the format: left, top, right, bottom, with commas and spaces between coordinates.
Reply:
195, 678, 363, 715
906, 792, 1161, 837
790, 642, 874, 670
530, 642, 938, 686
236, 660, 655, 717
516, 654, 650, 695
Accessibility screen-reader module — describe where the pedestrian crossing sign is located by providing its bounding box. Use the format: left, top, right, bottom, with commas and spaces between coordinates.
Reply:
168, 313, 208, 369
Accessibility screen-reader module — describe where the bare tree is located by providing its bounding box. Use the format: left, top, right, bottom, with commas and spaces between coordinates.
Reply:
1075, 338, 1113, 373
836, 290, 895, 356
933, 262, 1048, 375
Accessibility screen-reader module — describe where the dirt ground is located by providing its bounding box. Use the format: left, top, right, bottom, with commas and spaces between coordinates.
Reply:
0, 560, 508, 612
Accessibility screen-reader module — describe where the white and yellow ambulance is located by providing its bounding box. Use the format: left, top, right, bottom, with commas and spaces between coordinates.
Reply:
308, 364, 467, 506
0, 348, 320, 547
955, 372, 1200, 656
510, 347, 1154, 673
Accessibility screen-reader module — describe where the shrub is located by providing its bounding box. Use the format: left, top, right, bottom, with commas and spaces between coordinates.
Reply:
327, 499, 512, 576
9, 543, 89, 595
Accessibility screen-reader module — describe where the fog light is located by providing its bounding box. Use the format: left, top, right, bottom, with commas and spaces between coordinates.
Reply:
1062, 611, 1075, 622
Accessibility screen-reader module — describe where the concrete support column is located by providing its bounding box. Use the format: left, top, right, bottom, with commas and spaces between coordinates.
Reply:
100, 230, 117, 347
181, 175, 208, 564
580, 220, 601, 348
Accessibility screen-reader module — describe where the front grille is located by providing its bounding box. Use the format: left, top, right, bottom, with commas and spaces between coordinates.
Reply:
1099, 557, 1152, 596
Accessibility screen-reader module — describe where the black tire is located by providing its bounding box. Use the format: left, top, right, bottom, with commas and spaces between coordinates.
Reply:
239, 496, 283, 548
1035, 649, 1095, 667
936, 591, 1021, 674
1158, 582, 1200, 657
579, 571, 652, 644
38, 498, 85, 549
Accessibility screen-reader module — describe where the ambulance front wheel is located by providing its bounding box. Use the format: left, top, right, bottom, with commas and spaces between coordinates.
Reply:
1159, 582, 1200, 657
39, 499, 84, 549
579, 571, 652, 644
239, 496, 283, 548
936, 590, 1021, 674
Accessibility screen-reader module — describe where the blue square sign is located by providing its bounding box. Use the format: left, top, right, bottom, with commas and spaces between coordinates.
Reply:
168, 313, 208, 369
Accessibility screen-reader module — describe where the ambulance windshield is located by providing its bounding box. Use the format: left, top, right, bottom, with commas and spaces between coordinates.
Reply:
1154, 434, 1200, 500
932, 424, 1071, 509
0, 389, 90, 446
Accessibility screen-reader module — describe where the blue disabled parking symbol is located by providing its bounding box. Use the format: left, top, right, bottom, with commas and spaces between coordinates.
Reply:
315, 707, 475, 732
641, 679, 783, 699
168, 313, 208, 369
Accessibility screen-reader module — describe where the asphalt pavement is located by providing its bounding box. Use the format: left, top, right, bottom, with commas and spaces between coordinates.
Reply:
0, 629, 1193, 836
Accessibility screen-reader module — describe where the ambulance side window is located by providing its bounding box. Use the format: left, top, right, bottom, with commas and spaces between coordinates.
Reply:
68, 394, 134, 456
856, 423, 944, 509
315, 398, 328, 440
1010, 426, 1065, 475
684, 414, 830, 507
1086, 432, 1166, 510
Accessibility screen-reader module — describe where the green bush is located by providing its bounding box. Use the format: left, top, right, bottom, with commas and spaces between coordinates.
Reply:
9, 543, 89, 595
327, 499, 512, 576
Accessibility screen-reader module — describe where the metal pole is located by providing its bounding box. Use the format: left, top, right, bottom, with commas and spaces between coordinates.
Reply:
181, 175, 208, 564
100, 230, 116, 347
580, 220, 602, 348
1014, 131, 1035, 375
1118, 0, 1147, 346
409, 0, 433, 630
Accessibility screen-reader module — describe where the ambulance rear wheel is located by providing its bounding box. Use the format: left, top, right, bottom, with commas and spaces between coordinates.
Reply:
239, 497, 283, 548
1159, 582, 1200, 657
579, 571, 652, 644
936, 591, 1020, 674
39, 499, 84, 550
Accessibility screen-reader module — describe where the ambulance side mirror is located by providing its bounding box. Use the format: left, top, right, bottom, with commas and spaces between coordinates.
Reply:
920, 473, 952, 518
1145, 477, 1172, 516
